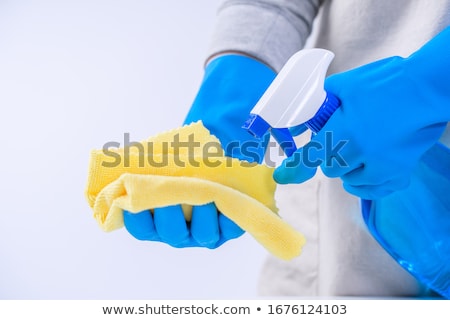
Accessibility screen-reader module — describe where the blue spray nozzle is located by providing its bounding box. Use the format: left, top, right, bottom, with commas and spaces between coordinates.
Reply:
242, 113, 271, 139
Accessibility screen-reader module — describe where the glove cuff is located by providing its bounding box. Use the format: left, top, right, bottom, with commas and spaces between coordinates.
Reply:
404, 26, 450, 121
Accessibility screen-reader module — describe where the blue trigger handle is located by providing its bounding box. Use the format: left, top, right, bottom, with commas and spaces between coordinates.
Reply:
270, 128, 297, 157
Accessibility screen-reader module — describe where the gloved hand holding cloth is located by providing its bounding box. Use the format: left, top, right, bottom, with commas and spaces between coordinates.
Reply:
123, 55, 276, 249
85, 55, 306, 260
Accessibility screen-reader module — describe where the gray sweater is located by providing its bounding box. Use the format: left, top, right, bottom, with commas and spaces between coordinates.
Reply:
209, 0, 323, 71
209, 0, 450, 72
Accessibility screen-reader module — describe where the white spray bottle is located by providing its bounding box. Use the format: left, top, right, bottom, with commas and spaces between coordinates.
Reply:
242, 48, 340, 156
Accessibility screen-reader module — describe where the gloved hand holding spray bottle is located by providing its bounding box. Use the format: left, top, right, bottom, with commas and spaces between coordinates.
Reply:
243, 27, 450, 298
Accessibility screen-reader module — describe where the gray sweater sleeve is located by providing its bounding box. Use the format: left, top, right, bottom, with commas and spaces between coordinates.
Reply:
208, 0, 324, 71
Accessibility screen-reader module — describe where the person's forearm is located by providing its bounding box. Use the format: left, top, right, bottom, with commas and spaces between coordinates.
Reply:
208, 0, 323, 71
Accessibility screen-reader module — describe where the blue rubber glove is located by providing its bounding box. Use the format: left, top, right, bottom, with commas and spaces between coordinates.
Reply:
274, 26, 450, 200
124, 55, 276, 248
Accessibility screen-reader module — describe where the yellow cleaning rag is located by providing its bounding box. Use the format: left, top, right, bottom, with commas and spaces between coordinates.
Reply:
85, 121, 305, 260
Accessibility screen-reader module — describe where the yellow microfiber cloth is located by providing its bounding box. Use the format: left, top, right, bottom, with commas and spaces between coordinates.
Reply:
85, 121, 305, 260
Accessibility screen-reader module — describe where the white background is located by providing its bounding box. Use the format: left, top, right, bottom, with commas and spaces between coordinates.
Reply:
0, 0, 270, 299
